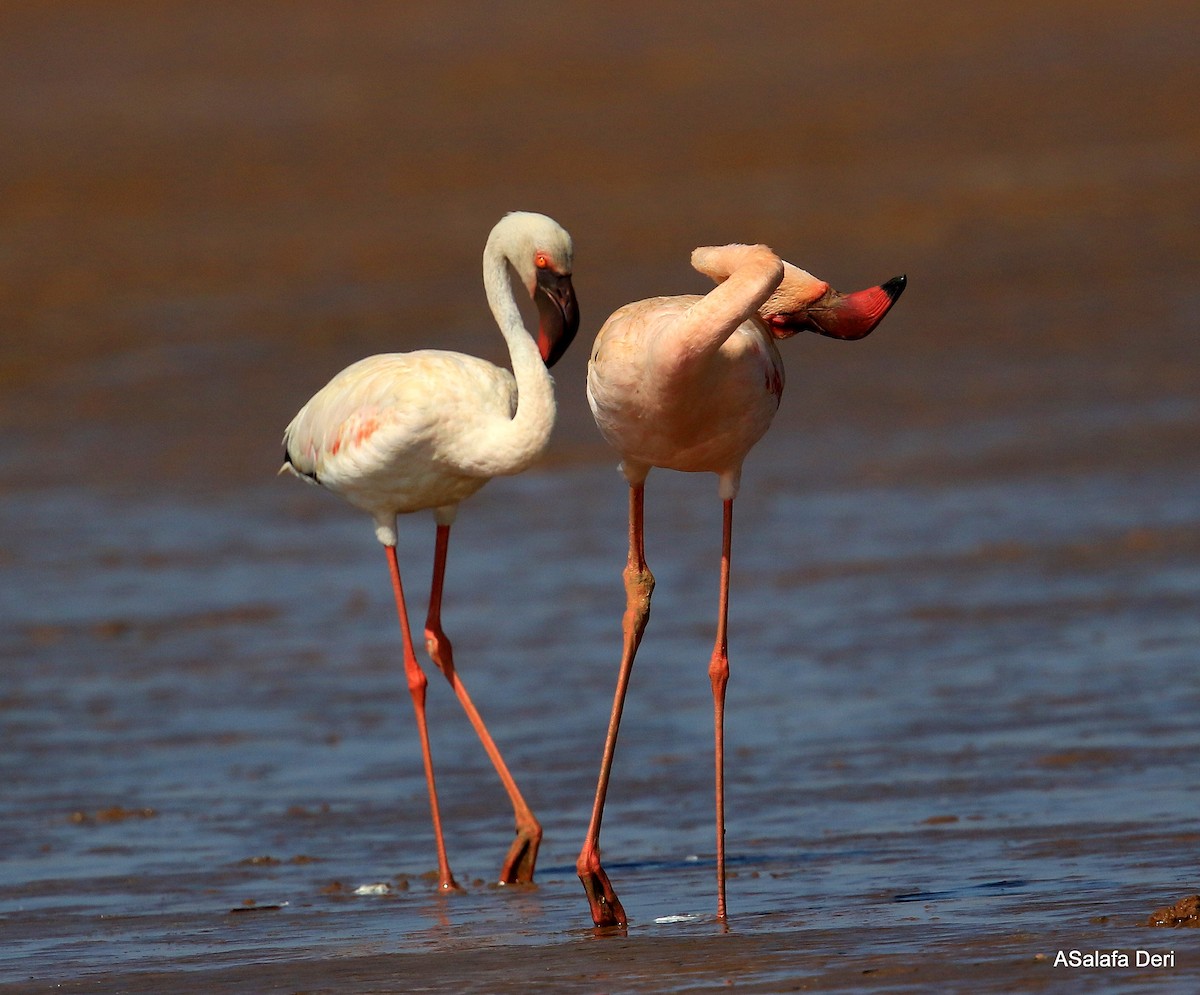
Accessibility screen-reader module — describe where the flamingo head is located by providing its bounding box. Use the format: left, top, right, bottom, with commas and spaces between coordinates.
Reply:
761, 262, 906, 341
496, 211, 580, 367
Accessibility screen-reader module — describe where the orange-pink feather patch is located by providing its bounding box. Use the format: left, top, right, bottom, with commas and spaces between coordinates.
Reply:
329, 416, 380, 456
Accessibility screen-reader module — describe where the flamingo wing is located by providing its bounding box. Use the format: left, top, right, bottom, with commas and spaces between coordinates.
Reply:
282, 351, 516, 492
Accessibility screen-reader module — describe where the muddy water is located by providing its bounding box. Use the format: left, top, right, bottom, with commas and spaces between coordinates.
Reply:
3, 2, 1200, 992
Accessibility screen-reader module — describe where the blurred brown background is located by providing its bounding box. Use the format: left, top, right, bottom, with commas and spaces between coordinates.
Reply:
2, 1, 1197, 496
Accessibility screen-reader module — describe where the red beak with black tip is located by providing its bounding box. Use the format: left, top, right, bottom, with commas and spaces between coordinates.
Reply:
534, 268, 580, 367
770, 274, 907, 341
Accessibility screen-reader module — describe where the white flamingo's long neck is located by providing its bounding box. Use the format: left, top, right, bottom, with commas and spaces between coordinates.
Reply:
467, 244, 556, 476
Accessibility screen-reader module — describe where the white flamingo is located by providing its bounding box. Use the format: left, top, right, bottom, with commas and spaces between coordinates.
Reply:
576, 242, 905, 925
281, 212, 579, 890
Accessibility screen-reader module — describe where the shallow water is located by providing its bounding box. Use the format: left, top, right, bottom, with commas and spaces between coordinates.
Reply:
3, 1, 1200, 991
4, 459, 1199, 991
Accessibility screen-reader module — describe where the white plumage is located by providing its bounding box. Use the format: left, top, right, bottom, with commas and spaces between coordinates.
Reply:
284, 351, 521, 536
281, 212, 579, 891
283, 211, 576, 544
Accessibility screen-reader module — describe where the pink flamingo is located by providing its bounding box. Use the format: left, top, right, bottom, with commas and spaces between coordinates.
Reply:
281, 212, 579, 891
577, 242, 905, 926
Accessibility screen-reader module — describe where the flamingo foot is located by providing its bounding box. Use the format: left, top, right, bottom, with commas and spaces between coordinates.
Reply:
577, 845, 627, 927
498, 820, 543, 885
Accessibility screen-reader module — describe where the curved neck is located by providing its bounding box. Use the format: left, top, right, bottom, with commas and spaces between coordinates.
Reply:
462, 248, 556, 476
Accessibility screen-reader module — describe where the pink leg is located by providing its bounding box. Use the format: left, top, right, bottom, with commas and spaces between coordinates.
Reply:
384, 545, 460, 892
424, 524, 542, 885
708, 498, 734, 920
577, 482, 653, 927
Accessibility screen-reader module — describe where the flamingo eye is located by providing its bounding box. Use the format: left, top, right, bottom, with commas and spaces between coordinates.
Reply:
535, 252, 551, 270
